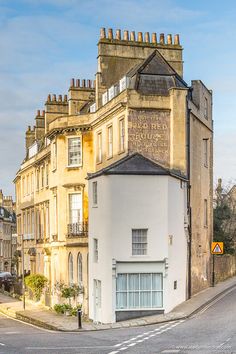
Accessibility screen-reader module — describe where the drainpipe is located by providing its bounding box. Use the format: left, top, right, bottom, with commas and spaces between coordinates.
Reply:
186, 90, 192, 300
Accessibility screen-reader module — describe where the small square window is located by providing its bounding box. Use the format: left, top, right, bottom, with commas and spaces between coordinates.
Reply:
92, 181, 98, 205
132, 229, 147, 255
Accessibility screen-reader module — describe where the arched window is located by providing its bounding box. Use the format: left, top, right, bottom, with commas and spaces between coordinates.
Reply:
77, 253, 82, 285
68, 253, 73, 285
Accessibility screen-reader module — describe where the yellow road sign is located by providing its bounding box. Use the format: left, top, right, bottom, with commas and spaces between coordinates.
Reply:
211, 242, 224, 254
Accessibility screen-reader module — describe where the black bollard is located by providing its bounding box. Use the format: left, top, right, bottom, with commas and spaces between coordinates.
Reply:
77, 309, 82, 329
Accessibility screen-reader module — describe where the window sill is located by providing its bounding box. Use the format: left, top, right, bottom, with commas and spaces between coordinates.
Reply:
96, 161, 102, 165
92, 205, 98, 208
107, 155, 113, 161
67, 165, 82, 170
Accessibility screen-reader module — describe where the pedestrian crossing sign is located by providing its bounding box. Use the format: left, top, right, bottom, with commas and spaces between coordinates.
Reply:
211, 242, 224, 254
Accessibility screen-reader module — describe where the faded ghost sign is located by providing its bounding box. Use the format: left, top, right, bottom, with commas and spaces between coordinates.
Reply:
128, 109, 170, 166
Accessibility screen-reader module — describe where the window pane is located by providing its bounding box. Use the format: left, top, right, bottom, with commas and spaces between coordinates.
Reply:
152, 274, 162, 290
140, 291, 151, 307
152, 291, 163, 307
116, 292, 127, 309
140, 274, 151, 290
128, 274, 139, 290
68, 138, 81, 165
117, 274, 127, 291
128, 292, 139, 308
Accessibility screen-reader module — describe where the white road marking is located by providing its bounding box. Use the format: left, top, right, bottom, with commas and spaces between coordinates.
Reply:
5, 331, 20, 334
161, 350, 180, 353
108, 320, 185, 354
193, 286, 236, 317
0, 343, 5, 346
27, 346, 112, 350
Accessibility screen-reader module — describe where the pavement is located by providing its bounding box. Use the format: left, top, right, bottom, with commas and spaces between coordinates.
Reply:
0, 276, 235, 332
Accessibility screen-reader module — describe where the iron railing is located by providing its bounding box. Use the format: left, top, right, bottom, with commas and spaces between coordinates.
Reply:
67, 222, 88, 237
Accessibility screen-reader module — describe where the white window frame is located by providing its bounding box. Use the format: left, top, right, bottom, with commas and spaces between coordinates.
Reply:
107, 125, 113, 159
119, 118, 125, 152
68, 193, 82, 225
132, 229, 148, 256
94, 238, 98, 263
116, 273, 163, 310
97, 132, 102, 163
92, 181, 98, 206
77, 253, 83, 285
68, 253, 73, 285
67, 136, 82, 167
52, 141, 57, 171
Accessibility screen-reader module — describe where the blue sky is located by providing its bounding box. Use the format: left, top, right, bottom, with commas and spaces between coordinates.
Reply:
0, 0, 235, 196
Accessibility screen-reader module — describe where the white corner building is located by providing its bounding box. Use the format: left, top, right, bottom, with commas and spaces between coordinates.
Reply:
88, 153, 188, 323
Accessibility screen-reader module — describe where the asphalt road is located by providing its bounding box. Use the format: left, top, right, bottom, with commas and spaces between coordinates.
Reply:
0, 287, 235, 354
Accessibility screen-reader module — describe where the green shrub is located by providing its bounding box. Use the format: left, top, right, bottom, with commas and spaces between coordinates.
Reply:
53, 303, 82, 316
54, 304, 65, 314
25, 274, 48, 301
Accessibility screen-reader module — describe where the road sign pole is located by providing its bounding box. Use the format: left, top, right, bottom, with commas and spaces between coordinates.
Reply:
212, 253, 215, 287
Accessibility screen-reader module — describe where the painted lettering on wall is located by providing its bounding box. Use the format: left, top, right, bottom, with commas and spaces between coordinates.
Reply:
128, 110, 170, 166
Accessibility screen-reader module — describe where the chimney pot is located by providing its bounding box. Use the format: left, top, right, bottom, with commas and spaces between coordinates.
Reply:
137, 32, 143, 42
37, 109, 40, 116
47, 94, 51, 102
108, 28, 113, 39
76, 79, 80, 87
145, 32, 150, 43
64, 94, 67, 102
174, 34, 180, 45
42, 110, 45, 116
70, 78, 75, 87
152, 33, 157, 44
160, 33, 165, 44
82, 79, 86, 88
167, 34, 172, 45
58, 94, 62, 102
123, 30, 129, 41
88, 79, 91, 88
52, 94, 56, 101
130, 31, 136, 41
100, 27, 106, 39
116, 29, 121, 40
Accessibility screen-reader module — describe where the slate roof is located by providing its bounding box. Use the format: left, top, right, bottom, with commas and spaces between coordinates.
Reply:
127, 50, 188, 95
87, 153, 187, 181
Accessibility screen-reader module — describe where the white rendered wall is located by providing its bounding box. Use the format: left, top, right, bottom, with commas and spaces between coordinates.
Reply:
89, 174, 187, 323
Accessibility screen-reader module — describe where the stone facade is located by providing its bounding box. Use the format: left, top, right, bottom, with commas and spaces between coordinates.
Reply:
0, 190, 16, 273
14, 28, 213, 314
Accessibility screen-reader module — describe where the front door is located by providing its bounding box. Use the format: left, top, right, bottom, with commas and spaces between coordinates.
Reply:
94, 279, 101, 323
